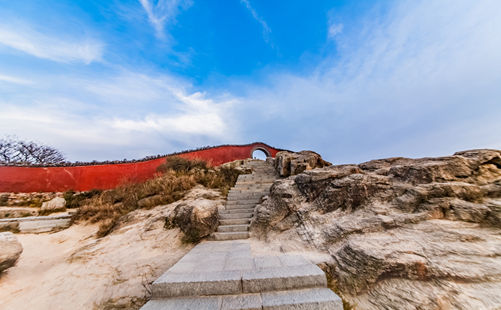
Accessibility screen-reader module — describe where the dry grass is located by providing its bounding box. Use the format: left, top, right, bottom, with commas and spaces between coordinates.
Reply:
75, 156, 244, 237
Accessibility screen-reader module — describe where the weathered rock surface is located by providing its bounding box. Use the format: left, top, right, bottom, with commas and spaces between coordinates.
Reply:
274, 150, 331, 177
40, 197, 66, 212
0, 194, 193, 310
0, 232, 23, 272
0, 207, 38, 218
252, 149, 501, 309
165, 186, 224, 242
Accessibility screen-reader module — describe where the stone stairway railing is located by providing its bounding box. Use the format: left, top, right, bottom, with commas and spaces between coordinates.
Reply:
212, 160, 277, 241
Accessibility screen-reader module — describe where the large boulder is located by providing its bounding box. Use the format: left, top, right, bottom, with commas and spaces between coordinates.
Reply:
274, 151, 331, 177
0, 232, 23, 272
251, 149, 501, 309
165, 186, 223, 242
41, 197, 66, 213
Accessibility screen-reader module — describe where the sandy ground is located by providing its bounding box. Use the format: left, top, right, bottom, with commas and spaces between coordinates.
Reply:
0, 204, 192, 310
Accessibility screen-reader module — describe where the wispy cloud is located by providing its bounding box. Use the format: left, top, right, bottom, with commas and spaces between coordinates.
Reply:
0, 24, 103, 64
327, 23, 343, 40
139, 0, 192, 39
240, 0, 272, 45
0, 73, 32, 85
235, 0, 501, 162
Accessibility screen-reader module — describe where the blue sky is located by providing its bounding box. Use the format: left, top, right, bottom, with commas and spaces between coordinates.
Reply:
0, 0, 500, 163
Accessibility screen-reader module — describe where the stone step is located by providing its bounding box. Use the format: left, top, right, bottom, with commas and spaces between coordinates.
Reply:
225, 201, 257, 206
152, 252, 327, 299
0, 213, 72, 233
219, 208, 254, 214
224, 207, 256, 212
219, 218, 251, 225
238, 176, 276, 180
142, 288, 342, 310
225, 203, 259, 208
217, 224, 249, 232
227, 193, 266, 198
228, 191, 268, 195
235, 182, 275, 186
233, 186, 271, 194
228, 188, 269, 193
237, 176, 276, 180
219, 213, 253, 219
242, 264, 327, 293
261, 288, 343, 310
227, 195, 264, 201
225, 203, 256, 210
212, 231, 250, 241
226, 199, 261, 205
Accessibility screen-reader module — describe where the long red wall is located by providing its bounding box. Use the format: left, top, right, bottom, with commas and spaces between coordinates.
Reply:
0, 143, 281, 193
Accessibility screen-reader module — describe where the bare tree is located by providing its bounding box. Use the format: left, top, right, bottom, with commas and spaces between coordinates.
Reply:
0, 137, 65, 165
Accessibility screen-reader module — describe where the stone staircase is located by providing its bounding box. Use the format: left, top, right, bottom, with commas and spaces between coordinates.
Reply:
212, 160, 277, 241
141, 159, 343, 309
141, 240, 343, 309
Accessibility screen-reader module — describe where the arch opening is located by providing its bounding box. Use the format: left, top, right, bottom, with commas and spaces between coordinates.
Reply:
251, 148, 269, 160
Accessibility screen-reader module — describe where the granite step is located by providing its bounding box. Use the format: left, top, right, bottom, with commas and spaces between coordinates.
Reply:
212, 231, 250, 241
219, 219, 251, 225
226, 199, 261, 205
217, 224, 249, 232
219, 213, 253, 219
219, 209, 254, 214
142, 288, 342, 310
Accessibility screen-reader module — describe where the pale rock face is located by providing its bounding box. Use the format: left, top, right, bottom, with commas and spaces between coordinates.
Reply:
40, 197, 66, 212
274, 151, 331, 177
0, 232, 23, 272
251, 149, 501, 310
165, 186, 224, 242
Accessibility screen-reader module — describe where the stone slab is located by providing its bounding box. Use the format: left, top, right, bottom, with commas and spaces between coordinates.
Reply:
261, 288, 343, 310
221, 293, 262, 310
219, 219, 251, 225
142, 296, 222, 310
242, 265, 327, 293
218, 224, 249, 232
152, 270, 243, 298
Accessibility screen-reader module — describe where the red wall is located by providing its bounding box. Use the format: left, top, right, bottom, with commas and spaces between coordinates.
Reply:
0, 143, 281, 193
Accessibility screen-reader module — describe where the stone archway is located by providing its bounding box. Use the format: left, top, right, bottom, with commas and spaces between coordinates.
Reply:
250, 146, 271, 159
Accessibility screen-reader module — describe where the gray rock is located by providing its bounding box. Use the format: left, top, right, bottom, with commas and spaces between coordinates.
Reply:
165, 187, 223, 242
0, 231, 23, 272
41, 197, 66, 212
274, 151, 331, 177
251, 149, 501, 309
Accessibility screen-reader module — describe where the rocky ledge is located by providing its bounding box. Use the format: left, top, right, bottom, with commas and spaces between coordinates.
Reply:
252, 149, 501, 310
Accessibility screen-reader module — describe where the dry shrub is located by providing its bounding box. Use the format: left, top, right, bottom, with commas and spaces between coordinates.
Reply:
156, 156, 207, 173
63, 189, 102, 208
76, 156, 245, 237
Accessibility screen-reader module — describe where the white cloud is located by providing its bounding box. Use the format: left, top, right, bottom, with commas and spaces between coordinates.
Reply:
0, 73, 32, 85
0, 24, 103, 64
0, 70, 238, 161
139, 0, 192, 39
236, 0, 501, 163
328, 23, 343, 39
240, 0, 272, 45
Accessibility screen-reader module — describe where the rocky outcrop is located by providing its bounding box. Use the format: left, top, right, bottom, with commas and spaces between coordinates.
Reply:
274, 151, 331, 177
0, 232, 23, 272
165, 186, 224, 242
252, 149, 501, 309
41, 197, 66, 213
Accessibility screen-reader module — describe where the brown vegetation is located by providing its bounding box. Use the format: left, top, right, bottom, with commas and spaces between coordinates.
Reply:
75, 156, 243, 237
